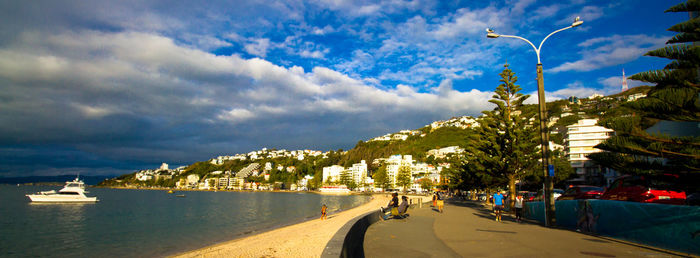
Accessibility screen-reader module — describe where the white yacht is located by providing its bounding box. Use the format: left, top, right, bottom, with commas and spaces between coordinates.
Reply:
26, 177, 98, 202
318, 185, 351, 195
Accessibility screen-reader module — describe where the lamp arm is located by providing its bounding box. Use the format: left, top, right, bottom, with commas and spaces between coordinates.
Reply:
498, 34, 540, 63
537, 26, 574, 62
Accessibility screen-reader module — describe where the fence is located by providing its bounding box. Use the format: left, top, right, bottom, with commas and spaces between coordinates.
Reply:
524, 199, 700, 255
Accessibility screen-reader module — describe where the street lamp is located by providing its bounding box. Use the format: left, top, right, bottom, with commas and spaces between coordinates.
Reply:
486, 17, 583, 227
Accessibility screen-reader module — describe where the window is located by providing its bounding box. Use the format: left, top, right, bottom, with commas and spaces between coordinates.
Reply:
60, 192, 80, 195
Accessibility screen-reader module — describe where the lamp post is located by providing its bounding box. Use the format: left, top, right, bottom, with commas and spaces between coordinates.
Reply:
486, 17, 583, 227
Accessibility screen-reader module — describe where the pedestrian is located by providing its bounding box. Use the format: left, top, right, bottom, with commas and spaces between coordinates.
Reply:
493, 191, 504, 221
321, 204, 327, 220
437, 192, 444, 213
432, 192, 438, 207
515, 194, 524, 222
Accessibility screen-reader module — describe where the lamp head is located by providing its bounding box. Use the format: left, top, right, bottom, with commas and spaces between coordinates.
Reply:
486, 28, 499, 38
571, 16, 583, 27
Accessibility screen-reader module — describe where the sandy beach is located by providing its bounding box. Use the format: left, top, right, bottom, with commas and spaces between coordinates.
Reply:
173, 194, 392, 258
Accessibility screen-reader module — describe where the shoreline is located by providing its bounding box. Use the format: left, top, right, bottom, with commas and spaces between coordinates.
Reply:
96, 186, 376, 196
171, 194, 394, 258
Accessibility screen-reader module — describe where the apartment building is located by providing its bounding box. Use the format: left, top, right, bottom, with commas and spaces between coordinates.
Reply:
565, 118, 614, 185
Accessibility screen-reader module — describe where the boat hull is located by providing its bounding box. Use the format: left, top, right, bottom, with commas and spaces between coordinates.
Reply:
26, 195, 98, 203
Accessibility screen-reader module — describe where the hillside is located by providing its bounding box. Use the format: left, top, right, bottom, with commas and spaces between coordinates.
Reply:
340, 126, 475, 168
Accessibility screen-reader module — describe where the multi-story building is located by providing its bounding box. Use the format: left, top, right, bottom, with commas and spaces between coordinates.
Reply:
350, 160, 368, 186
386, 155, 414, 188
322, 165, 345, 183
218, 177, 229, 189
565, 118, 614, 185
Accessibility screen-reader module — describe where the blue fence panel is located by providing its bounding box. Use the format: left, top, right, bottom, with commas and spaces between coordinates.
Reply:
524, 200, 700, 255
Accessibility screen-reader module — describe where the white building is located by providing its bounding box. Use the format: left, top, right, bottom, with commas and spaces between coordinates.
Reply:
186, 174, 200, 187
350, 160, 368, 186
628, 93, 646, 101
322, 165, 345, 183
565, 118, 614, 184
135, 171, 153, 181
218, 177, 230, 188
427, 146, 464, 159
386, 155, 414, 189
322, 161, 371, 189
296, 175, 314, 191
589, 93, 603, 99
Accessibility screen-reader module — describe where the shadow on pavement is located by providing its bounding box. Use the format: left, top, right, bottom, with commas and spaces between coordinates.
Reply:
475, 229, 517, 234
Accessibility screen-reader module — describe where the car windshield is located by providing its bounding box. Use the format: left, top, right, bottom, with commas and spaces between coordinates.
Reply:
645, 175, 683, 191
579, 187, 603, 192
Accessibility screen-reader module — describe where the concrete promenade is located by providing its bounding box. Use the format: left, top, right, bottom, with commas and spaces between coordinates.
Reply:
364, 198, 685, 257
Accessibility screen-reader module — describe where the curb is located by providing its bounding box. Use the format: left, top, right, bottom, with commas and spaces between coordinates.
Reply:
321, 209, 383, 258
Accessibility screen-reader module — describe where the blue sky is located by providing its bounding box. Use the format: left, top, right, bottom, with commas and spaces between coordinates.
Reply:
0, 0, 686, 177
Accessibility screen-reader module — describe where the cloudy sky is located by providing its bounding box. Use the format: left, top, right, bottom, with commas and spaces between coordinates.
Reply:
0, 0, 685, 177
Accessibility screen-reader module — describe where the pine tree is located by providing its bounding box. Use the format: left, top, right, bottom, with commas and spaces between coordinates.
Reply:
372, 164, 389, 190
396, 165, 412, 192
589, 1, 700, 175
467, 64, 539, 208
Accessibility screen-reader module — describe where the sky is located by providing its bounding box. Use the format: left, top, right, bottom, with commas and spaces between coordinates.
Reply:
0, 0, 687, 177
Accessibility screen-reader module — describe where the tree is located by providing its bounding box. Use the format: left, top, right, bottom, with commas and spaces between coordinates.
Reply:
396, 165, 412, 192
468, 63, 539, 209
589, 1, 700, 176
419, 178, 433, 192
372, 164, 389, 190
339, 169, 353, 187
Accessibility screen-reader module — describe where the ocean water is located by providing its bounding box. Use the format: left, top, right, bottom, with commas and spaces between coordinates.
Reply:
0, 185, 370, 257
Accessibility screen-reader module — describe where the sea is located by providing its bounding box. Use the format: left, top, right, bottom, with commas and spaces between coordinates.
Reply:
0, 185, 370, 257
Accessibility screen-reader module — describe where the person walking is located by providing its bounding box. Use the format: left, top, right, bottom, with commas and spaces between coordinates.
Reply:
432, 192, 438, 207
321, 204, 327, 220
493, 191, 504, 221
514, 194, 524, 222
437, 192, 444, 213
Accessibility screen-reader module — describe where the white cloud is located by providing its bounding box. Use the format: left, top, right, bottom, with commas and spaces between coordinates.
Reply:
244, 38, 271, 57
0, 30, 496, 145
524, 80, 616, 104
509, 0, 537, 17
530, 4, 562, 21
433, 7, 507, 38
598, 74, 647, 90
556, 5, 603, 26
217, 108, 255, 123
549, 34, 667, 73
312, 25, 335, 35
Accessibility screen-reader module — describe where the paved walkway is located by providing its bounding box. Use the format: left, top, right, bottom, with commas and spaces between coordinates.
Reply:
364, 199, 684, 258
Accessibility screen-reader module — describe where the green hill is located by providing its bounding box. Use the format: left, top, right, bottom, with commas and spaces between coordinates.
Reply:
340, 126, 475, 168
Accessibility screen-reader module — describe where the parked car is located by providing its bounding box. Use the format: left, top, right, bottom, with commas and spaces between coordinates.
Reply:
556, 185, 604, 200
533, 189, 564, 201
600, 174, 686, 205
520, 191, 537, 202
686, 192, 700, 206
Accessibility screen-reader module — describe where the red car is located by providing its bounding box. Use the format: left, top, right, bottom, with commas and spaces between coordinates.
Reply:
522, 192, 537, 202
557, 185, 604, 200
601, 175, 686, 205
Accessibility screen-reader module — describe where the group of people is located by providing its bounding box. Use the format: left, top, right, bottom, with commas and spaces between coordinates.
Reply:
381, 192, 410, 219
491, 191, 524, 223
